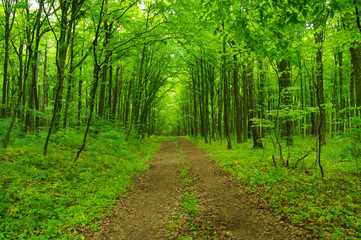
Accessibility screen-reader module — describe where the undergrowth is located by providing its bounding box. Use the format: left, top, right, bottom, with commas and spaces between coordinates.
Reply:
0, 122, 160, 239
192, 135, 361, 239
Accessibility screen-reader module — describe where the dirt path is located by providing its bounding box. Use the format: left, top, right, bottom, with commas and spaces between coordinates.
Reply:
176, 137, 307, 239
89, 138, 310, 239
90, 140, 181, 240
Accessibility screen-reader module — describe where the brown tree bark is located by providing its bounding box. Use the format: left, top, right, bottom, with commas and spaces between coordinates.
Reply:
200, 57, 208, 143
111, 64, 120, 120
25, 4, 43, 133
350, 43, 361, 114
98, 15, 112, 118
209, 63, 216, 141
63, 23, 77, 129
43, 44, 49, 126
191, 74, 198, 137
315, 30, 326, 145
339, 50, 345, 116
242, 65, 248, 143
222, 27, 232, 149
1, 0, 17, 118
233, 49, 242, 143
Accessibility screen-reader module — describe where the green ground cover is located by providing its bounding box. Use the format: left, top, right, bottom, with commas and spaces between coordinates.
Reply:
193, 136, 361, 239
0, 121, 160, 239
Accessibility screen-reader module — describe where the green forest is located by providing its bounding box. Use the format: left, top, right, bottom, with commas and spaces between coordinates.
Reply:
1, 0, 361, 239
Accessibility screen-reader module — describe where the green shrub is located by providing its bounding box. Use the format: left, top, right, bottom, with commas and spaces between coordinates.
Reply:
193, 136, 361, 239
0, 127, 160, 239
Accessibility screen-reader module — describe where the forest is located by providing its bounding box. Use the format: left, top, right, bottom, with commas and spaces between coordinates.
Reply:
1, 0, 361, 239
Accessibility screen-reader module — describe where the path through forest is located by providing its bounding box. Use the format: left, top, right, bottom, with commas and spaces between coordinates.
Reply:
89, 138, 310, 239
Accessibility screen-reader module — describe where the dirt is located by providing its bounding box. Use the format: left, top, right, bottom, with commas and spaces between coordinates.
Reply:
88, 138, 312, 240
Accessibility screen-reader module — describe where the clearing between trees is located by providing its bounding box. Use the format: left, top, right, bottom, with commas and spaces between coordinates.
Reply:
89, 138, 311, 240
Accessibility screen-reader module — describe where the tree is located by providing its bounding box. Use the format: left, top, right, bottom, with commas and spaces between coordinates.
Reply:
1, 0, 18, 118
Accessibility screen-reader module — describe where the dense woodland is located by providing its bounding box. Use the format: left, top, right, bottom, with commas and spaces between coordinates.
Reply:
1, 0, 361, 153
1, 0, 361, 239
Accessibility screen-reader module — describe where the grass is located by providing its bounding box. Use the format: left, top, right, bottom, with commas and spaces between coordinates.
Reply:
167, 143, 205, 240
192, 135, 361, 239
0, 124, 160, 239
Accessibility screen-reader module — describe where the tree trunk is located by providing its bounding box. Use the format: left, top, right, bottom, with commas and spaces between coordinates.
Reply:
217, 82, 223, 142
191, 74, 198, 137
233, 50, 242, 143
248, 63, 264, 149
222, 27, 232, 149
53, 1, 71, 131
242, 67, 248, 142
43, 45, 49, 126
200, 57, 208, 143
278, 59, 293, 145
209, 64, 215, 140
78, 54, 83, 126
258, 58, 266, 137
112, 64, 120, 120
339, 50, 345, 131
25, 7, 42, 133
98, 19, 111, 118
126, 43, 146, 141
1, 1, 16, 118
63, 23, 76, 129
309, 69, 316, 136
315, 31, 326, 145
17, 40, 24, 120
350, 42, 361, 115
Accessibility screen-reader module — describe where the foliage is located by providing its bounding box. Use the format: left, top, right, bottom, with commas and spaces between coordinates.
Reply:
193, 136, 361, 239
0, 128, 160, 239
338, 117, 361, 175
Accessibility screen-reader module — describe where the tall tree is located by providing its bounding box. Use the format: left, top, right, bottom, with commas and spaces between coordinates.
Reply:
1, 0, 18, 118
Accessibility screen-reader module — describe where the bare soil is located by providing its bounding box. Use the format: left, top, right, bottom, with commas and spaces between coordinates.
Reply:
88, 138, 313, 239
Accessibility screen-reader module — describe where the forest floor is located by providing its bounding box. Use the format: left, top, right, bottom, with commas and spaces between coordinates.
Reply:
88, 137, 312, 240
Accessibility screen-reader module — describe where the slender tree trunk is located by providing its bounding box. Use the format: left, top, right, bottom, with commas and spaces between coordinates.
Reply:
242, 66, 248, 142
25, 8, 42, 133
258, 58, 266, 137
124, 76, 133, 127
1, 1, 15, 118
315, 30, 326, 145
112, 64, 120, 120
309, 70, 316, 136
233, 50, 242, 143
3, 93, 23, 148
217, 83, 223, 142
350, 43, 361, 116
43, 45, 49, 126
200, 57, 208, 143
98, 19, 111, 118
299, 60, 306, 137
78, 59, 83, 126
126, 43, 146, 141
352, 3, 361, 115
278, 59, 293, 145
209, 65, 215, 140
53, 5, 69, 131
191, 74, 198, 137
248, 63, 264, 149
63, 23, 76, 129
17, 41, 24, 120
222, 26, 232, 149
107, 64, 113, 118
339, 50, 345, 132
75, 63, 101, 161
0, 1, 12, 118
